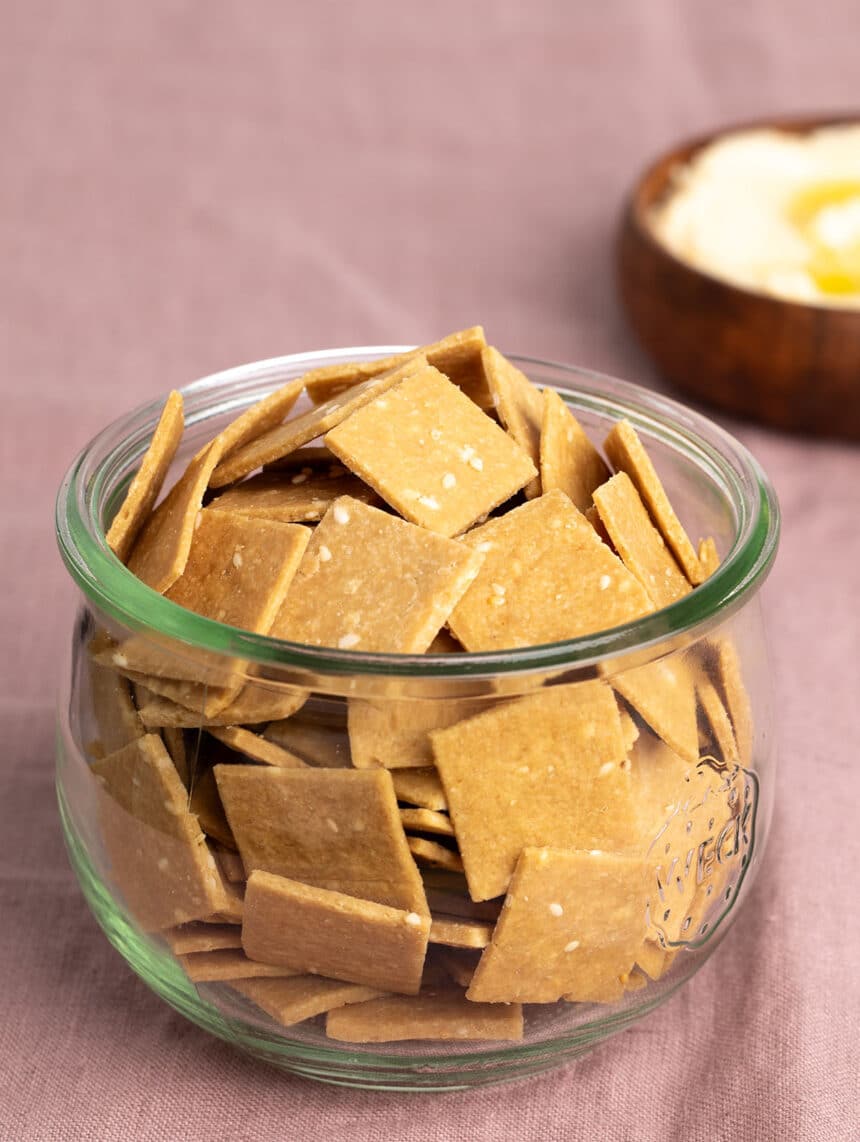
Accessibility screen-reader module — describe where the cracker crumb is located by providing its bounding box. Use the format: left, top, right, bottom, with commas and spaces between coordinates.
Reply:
318, 545, 332, 562
112, 653, 129, 668
549, 902, 564, 917
338, 632, 361, 649
333, 504, 351, 525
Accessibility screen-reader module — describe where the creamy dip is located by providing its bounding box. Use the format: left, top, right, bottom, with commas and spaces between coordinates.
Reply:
649, 125, 860, 308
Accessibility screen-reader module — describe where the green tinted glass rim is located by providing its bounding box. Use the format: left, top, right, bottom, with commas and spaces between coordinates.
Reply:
56, 348, 780, 680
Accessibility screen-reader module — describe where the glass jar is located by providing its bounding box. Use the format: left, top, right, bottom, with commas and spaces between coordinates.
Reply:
55, 349, 780, 1090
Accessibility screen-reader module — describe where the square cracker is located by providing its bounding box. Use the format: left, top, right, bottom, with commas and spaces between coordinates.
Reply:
206, 470, 377, 524
326, 991, 523, 1043
269, 497, 484, 653
232, 976, 384, 1028
107, 391, 184, 563
325, 365, 537, 537
263, 715, 351, 768
593, 472, 691, 609
539, 388, 610, 512
466, 848, 649, 1004
209, 357, 426, 488
163, 922, 243, 955
406, 837, 464, 873
697, 537, 720, 579
611, 655, 700, 765
706, 637, 753, 763
391, 767, 448, 811
135, 682, 307, 729
242, 871, 430, 994
604, 420, 704, 585
91, 734, 233, 931
210, 375, 306, 462
127, 440, 224, 593
207, 726, 307, 768
214, 765, 427, 913
399, 808, 454, 837
431, 682, 635, 901
429, 916, 494, 949
304, 327, 492, 408
447, 490, 653, 652
165, 510, 310, 634
695, 673, 739, 764
348, 695, 488, 770
88, 652, 145, 754
179, 949, 300, 982
482, 346, 543, 498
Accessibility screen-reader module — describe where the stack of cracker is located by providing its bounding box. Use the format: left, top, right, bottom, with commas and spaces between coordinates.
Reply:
84, 328, 753, 1045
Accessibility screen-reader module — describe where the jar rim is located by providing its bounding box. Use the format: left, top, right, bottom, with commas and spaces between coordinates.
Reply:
55, 347, 780, 679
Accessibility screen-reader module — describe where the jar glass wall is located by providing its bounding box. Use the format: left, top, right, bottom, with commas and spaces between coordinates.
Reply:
55, 352, 779, 1090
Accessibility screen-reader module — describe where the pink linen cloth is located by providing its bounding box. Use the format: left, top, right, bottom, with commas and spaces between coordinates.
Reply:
1, 3, 858, 1139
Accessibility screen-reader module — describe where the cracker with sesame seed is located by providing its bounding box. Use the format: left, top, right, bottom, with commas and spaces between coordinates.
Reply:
208, 725, 308, 768
209, 357, 427, 488
210, 375, 307, 462
406, 837, 464, 873
604, 419, 704, 585
326, 991, 523, 1043
232, 976, 385, 1028
593, 472, 691, 609
482, 346, 543, 498
447, 490, 652, 653
627, 728, 698, 845
90, 734, 234, 931
398, 808, 455, 837
127, 440, 224, 593
391, 767, 448, 811
88, 651, 145, 754
304, 327, 492, 408
429, 915, 494, 949
611, 655, 700, 765
133, 680, 307, 729
163, 922, 244, 955
539, 387, 610, 511
214, 765, 427, 913
107, 390, 185, 563
179, 949, 301, 982
431, 682, 636, 901
348, 695, 488, 770
466, 848, 650, 1004
697, 536, 721, 579
270, 497, 484, 654
206, 470, 378, 524
242, 871, 430, 995
325, 365, 537, 537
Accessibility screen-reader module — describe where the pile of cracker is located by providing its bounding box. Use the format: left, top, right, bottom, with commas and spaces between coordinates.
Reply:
85, 328, 751, 1045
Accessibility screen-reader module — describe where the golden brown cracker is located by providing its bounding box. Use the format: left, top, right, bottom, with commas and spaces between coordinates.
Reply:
696, 674, 739, 764
539, 388, 610, 511
232, 976, 384, 1028
391, 767, 448, 811
398, 808, 455, 837
466, 848, 649, 1004
127, 440, 223, 593
604, 419, 704, 585
325, 365, 537, 537
163, 922, 243, 955
179, 949, 300, 982
206, 470, 377, 524
91, 734, 231, 930
326, 991, 523, 1043
304, 327, 491, 408
263, 714, 351, 768
429, 916, 494, 949
165, 510, 310, 634
697, 536, 720, 579
628, 729, 698, 845
269, 497, 484, 654
210, 358, 426, 488
189, 767, 236, 849
447, 490, 653, 652
242, 871, 430, 995
88, 656, 145, 755
635, 938, 676, 981
107, 391, 184, 563
215, 765, 427, 913
134, 681, 306, 729
709, 637, 754, 763
208, 726, 307, 768
347, 696, 487, 770
482, 346, 543, 498
210, 376, 306, 462
213, 845, 246, 884
432, 682, 634, 901
611, 655, 700, 765
161, 725, 189, 786
593, 472, 691, 608
406, 837, 464, 873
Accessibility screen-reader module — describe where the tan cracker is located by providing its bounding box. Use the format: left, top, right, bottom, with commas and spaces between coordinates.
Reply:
179, 949, 300, 982
208, 726, 307, 768
232, 976, 384, 1028
539, 387, 610, 511
348, 695, 488, 770
163, 922, 243, 955
482, 346, 543, 498
611, 655, 700, 765
206, 470, 377, 523
391, 768, 448, 811
326, 992, 523, 1043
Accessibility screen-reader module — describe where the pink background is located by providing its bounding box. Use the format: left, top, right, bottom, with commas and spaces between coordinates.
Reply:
2, 3, 859, 1139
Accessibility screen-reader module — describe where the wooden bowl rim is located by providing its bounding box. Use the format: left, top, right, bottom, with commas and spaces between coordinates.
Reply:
624, 111, 860, 320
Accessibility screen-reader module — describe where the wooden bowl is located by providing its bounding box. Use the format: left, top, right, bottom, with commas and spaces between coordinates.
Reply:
616, 115, 860, 440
